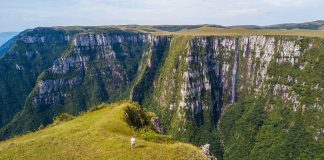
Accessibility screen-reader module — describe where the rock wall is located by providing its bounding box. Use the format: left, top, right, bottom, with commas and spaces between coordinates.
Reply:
133, 35, 323, 133
0, 27, 71, 129
31, 32, 150, 109
0, 31, 152, 140
0, 28, 323, 148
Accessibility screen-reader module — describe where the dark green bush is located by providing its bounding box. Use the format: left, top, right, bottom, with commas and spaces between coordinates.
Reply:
52, 113, 74, 125
140, 130, 173, 143
89, 103, 107, 112
124, 105, 149, 129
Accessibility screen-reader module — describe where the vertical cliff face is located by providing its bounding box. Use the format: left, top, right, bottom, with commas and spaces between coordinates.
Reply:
231, 38, 239, 103
134, 36, 310, 127
32, 33, 150, 109
0, 28, 72, 129
0, 28, 323, 159
132, 35, 323, 158
0, 31, 153, 139
130, 35, 171, 103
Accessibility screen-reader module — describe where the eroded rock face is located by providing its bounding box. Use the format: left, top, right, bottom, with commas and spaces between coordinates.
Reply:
31, 32, 151, 109
134, 35, 321, 130
277, 40, 301, 64
73, 33, 150, 48
33, 76, 83, 108
150, 117, 166, 134
166, 36, 281, 126
273, 84, 300, 111
314, 128, 324, 141
18, 35, 46, 44
201, 144, 216, 160
17, 28, 71, 44
50, 55, 90, 74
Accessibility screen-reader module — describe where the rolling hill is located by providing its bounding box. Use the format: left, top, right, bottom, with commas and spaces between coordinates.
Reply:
0, 101, 205, 160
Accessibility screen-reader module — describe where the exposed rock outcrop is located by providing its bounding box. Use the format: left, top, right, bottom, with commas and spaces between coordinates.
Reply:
33, 76, 83, 108
150, 116, 166, 134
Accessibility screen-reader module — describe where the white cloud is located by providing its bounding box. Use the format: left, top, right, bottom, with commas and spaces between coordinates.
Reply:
263, 0, 306, 7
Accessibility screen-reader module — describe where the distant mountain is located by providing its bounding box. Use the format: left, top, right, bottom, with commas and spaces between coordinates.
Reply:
0, 32, 19, 46
263, 20, 324, 30
0, 32, 19, 58
227, 20, 324, 30
0, 37, 16, 58
149, 20, 324, 32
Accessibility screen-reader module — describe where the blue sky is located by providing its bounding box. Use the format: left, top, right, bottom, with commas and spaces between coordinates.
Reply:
0, 0, 323, 32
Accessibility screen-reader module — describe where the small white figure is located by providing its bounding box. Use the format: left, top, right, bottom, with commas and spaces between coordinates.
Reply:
131, 137, 136, 150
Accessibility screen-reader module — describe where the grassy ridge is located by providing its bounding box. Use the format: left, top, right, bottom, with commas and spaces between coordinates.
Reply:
0, 102, 204, 160
153, 26, 324, 38
52, 25, 324, 38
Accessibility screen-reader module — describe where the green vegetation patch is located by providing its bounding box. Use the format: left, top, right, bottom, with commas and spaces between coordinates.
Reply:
0, 101, 205, 160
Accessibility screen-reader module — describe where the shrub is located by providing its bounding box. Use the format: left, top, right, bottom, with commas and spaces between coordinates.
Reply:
52, 113, 74, 125
38, 124, 45, 130
124, 105, 149, 129
89, 102, 107, 112
140, 130, 173, 143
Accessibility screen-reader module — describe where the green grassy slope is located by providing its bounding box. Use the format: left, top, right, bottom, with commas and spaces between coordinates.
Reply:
60, 25, 324, 38
152, 26, 324, 38
0, 102, 204, 160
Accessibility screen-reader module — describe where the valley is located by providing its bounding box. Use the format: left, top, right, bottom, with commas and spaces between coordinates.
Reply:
0, 25, 323, 159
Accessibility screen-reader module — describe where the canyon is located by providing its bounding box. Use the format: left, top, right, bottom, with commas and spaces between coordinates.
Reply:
0, 26, 323, 159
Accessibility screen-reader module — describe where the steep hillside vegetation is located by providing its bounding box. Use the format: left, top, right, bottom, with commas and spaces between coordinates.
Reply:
0, 101, 204, 160
0, 32, 19, 46
132, 35, 324, 159
0, 36, 16, 58
0, 28, 74, 129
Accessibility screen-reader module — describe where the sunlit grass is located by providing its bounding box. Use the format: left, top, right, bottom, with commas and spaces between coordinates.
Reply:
152, 26, 324, 38
54, 25, 324, 38
0, 102, 204, 160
